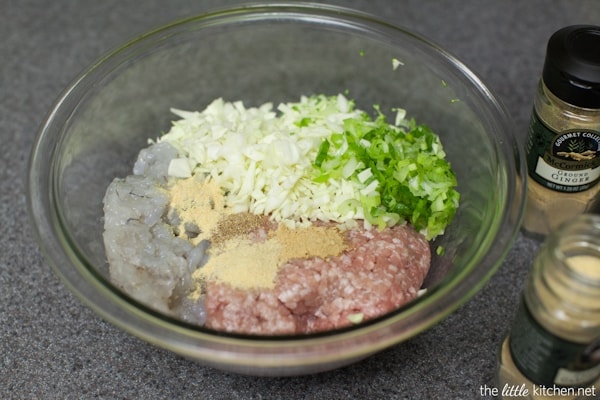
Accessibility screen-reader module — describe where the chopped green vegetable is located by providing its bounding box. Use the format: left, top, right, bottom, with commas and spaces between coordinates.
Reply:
314, 138, 330, 168
347, 313, 364, 324
392, 57, 404, 70
310, 95, 459, 239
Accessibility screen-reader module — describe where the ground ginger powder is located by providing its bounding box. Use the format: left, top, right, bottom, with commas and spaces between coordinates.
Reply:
168, 176, 224, 245
168, 176, 348, 291
195, 224, 348, 290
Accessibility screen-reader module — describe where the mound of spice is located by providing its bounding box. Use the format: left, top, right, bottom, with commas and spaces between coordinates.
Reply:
197, 223, 347, 290
168, 176, 348, 293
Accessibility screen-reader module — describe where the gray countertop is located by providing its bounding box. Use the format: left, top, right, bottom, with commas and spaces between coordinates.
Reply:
2, 1, 599, 399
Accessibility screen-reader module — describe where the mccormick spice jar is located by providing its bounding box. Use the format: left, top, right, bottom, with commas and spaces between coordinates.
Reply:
522, 25, 600, 237
497, 214, 600, 399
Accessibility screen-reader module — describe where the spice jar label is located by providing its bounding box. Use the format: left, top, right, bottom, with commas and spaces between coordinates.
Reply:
526, 111, 600, 193
509, 299, 600, 387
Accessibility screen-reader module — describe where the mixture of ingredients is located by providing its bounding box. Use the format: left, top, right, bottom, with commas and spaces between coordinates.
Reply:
103, 93, 459, 335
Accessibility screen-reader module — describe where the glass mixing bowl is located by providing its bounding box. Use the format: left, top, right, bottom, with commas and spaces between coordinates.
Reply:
28, 3, 525, 376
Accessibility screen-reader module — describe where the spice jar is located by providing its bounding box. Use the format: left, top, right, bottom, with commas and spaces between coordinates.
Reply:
522, 25, 600, 237
497, 214, 600, 399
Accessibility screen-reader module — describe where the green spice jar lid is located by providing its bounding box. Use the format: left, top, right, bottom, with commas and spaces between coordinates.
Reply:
543, 25, 600, 108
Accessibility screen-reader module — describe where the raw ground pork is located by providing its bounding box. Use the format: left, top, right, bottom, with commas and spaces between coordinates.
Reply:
204, 222, 430, 335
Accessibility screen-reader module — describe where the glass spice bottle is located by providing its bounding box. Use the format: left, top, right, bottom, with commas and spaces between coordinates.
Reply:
496, 214, 600, 400
522, 25, 600, 237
